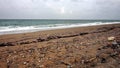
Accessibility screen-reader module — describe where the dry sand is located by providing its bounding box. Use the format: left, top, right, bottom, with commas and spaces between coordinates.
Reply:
0, 24, 120, 68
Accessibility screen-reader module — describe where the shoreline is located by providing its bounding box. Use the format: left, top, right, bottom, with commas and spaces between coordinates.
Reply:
0, 23, 119, 42
0, 22, 119, 35
0, 23, 120, 68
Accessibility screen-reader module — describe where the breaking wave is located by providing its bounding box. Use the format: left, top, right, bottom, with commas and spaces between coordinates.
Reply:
0, 22, 119, 35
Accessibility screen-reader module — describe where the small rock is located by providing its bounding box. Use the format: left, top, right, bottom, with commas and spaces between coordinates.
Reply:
112, 41, 120, 48
81, 60, 85, 64
20, 54, 25, 58
101, 58, 106, 63
13, 51, 17, 54
112, 41, 118, 45
7, 59, 9, 63
67, 65, 72, 68
5, 46, 8, 47
39, 65, 44, 67
108, 37, 115, 41
22, 55, 25, 58
8, 54, 11, 57
23, 62, 27, 65
28, 50, 32, 53
38, 60, 41, 63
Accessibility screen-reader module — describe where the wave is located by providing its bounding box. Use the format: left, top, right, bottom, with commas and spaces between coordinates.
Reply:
0, 22, 119, 35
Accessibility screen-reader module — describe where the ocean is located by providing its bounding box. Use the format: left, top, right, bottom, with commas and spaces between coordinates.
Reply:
0, 19, 120, 35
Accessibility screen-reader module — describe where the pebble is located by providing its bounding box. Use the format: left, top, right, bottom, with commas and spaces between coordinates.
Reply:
67, 65, 72, 68
81, 60, 85, 64
13, 51, 17, 54
39, 65, 44, 67
38, 60, 41, 63
23, 62, 27, 65
28, 50, 32, 53
112, 41, 118, 45
108, 37, 115, 41
7, 59, 9, 63
8, 54, 11, 57
22, 55, 25, 58
20, 54, 25, 58
5, 46, 8, 47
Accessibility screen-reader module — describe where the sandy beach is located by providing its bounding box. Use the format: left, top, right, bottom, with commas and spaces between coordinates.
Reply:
0, 23, 120, 68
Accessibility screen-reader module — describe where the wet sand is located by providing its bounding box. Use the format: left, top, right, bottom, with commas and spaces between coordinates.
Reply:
0, 24, 120, 68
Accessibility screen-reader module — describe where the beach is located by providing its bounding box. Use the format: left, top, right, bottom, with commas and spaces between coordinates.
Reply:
0, 23, 120, 68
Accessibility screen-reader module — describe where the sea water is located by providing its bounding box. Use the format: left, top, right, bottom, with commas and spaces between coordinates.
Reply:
0, 19, 120, 35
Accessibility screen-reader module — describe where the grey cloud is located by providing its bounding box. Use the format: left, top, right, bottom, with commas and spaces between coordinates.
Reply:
0, 0, 120, 19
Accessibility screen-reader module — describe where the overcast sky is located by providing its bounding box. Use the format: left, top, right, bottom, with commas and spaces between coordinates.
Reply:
0, 0, 120, 19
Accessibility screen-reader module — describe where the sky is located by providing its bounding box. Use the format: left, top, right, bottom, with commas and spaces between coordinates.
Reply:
0, 0, 120, 19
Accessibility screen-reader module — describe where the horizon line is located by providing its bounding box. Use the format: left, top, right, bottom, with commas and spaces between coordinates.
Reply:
0, 19, 120, 20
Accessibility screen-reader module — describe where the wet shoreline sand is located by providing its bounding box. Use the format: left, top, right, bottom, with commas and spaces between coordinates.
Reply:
0, 23, 120, 68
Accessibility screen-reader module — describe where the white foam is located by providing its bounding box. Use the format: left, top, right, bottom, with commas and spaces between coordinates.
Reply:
0, 22, 119, 35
